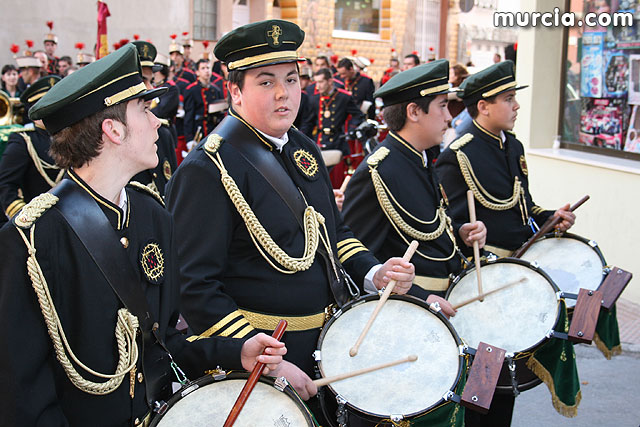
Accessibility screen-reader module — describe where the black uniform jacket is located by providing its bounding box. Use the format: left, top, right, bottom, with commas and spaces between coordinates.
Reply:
300, 88, 364, 153
0, 125, 61, 219
183, 81, 222, 141
165, 112, 378, 377
343, 132, 465, 300
0, 171, 243, 426
338, 71, 375, 119
435, 120, 553, 251
131, 123, 178, 198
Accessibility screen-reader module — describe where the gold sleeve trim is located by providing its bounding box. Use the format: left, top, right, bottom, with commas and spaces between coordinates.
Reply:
337, 241, 365, 258
217, 318, 251, 338
337, 238, 361, 249
339, 246, 369, 263
198, 310, 247, 338
6, 199, 26, 218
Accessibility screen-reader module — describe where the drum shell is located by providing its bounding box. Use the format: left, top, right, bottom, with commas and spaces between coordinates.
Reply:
447, 258, 561, 393
150, 372, 317, 426
316, 294, 465, 423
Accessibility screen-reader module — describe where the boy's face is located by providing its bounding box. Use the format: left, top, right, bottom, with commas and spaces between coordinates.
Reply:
415, 94, 452, 148
482, 89, 520, 131
122, 98, 161, 173
230, 62, 301, 138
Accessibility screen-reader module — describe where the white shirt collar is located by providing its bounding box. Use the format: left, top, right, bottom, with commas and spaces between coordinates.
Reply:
117, 187, 128, 222
257, 129, 289, 152
500, 131, 507, 143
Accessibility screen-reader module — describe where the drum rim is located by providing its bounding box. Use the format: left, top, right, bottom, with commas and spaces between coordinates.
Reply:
149, 371, 316, 426
523, 232, 607, 271
316, 293, 465, 421
446, 257, 562, 356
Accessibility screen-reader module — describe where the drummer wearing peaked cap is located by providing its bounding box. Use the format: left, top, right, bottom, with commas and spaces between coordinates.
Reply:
343, 60, 486, 311
0, 44, 286, 426
435, 60, 576, 427
435, 60, 574, 258
165, 19, 415, 414
131, 41, 178, 198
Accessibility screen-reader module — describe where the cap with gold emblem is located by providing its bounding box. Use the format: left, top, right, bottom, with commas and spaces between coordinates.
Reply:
29, 43, 167, 134
214, 19, 305, 71
20, 75, 61, 110
44, 21, 58, 44
168, 34, 183, 55
133, 41, 157, 68
374, 59, 454, 107
76, 52, 96, 66
457, 60, 528, 107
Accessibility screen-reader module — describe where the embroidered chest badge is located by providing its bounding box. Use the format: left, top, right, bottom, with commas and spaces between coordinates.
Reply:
140, 240, 165, 284
519, 154, 528, 176
293, 149, 319, 179
163, 159, 172, 180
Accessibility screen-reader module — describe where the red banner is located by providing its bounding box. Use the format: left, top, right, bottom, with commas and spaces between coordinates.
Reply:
96, 1, 111, 59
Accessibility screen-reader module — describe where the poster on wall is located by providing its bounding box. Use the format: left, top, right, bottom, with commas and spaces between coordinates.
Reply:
624, 105, 640, 152
580, 98, 626, 150
628, 54, 640, 104
581, 32, 606, 98
603, 50, 629, 97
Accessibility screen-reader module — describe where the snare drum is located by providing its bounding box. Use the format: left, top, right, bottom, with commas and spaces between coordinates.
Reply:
519, 233, 607, 308
150, 372, 317, 426
316, 294, 465, 424
447, 258, 561, 392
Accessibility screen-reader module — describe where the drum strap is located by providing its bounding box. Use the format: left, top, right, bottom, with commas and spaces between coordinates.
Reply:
211, 113, 357, 307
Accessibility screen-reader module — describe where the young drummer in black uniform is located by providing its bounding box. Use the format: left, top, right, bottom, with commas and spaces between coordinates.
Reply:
131, 41, 178, 198
436, 60, 575, 257
183, 59, 223, 144
336, 57, 376, 120
0, 44, 285, 426
435, 60, 575, 427
300, 67, 363, 154
343, 60, 486, 306
165, 20, 415, 412
0, 75, 62, 223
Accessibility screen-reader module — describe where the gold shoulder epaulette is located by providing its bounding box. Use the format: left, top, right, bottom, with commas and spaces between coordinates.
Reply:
158, 118, 170, 127
366, 146, 390, 167
204, 133, 224, 155
449, 133, 473, 151
13, 193, 59, 229
128, 181, 165, 206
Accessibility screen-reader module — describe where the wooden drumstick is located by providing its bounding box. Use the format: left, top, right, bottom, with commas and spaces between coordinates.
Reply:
466, 191, 484, 301
452, 278, 527, 310
313, 355, 418, 387
339, 174, 352, 193
513, 195, 589, 259
349, 240, 419, 357
223, 320, 287, 427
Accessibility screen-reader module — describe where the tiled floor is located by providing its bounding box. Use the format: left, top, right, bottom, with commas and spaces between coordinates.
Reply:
617, 298, 640, 346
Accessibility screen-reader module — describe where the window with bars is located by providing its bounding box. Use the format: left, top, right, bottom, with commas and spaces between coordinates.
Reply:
193, 0, 218, 41
334, 0, 380, 35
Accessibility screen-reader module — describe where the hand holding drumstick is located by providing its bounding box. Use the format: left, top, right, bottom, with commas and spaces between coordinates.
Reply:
466, 191, 484, 300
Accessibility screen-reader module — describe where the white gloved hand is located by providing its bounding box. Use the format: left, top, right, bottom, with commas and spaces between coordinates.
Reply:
176, 108, 185, 119
186, 140, 197, 151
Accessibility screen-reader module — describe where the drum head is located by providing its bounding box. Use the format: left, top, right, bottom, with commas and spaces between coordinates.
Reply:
318, 295, 462, 419
321, 149, 343, 167
447, 259, 559, 355
153, 374, 314, 426
520, 234, 606, 308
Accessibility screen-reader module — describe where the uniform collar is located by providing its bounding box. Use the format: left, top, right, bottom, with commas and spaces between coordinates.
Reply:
472, 119, 505, 149
257, 128, 289, 152
388, 131, 426, 168
228, 108, 284, 151
67, 169, 129, 230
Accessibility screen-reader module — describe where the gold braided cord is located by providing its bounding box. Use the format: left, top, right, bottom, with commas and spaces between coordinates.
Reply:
456, 149, 529, 224
206, 150, 323, 274
17, 225, 139, 395
370, 167, 457, 261
21, 132, 64, 188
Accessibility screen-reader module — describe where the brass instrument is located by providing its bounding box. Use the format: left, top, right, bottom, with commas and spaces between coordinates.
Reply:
0, 90, 25, 126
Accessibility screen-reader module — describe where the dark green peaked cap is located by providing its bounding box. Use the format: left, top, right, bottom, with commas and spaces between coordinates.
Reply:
374, 59, 453, 107
132, 41, 157, 67
458, 60, 528, 107
214, 19, 305, 71
20, 75, 61, 110
29, 43, 167, 134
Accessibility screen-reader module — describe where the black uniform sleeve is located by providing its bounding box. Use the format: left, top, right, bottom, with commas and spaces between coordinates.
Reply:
346, 96, 364, 129
183, 87, 196, 142
165, 156, 258, 342
434, 147, 471, 225
0, 224, 70, 426
364, 78, 376, 119
0, 132, 29, 217
151, 85, 179, 121
300, 94, 318, 138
